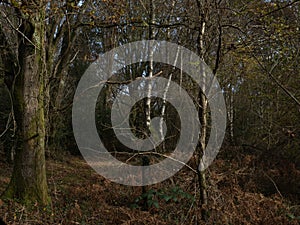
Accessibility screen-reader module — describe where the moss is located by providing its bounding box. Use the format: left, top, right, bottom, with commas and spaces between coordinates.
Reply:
1, 185, 14, 200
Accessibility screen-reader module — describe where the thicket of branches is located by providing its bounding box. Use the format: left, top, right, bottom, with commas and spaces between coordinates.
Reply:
0, 0, 299, 223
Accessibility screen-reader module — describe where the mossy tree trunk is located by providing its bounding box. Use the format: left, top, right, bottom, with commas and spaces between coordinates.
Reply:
2, 8, 50, 205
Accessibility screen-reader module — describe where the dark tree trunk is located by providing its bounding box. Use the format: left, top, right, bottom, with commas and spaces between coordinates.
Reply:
2, 15, 49, 205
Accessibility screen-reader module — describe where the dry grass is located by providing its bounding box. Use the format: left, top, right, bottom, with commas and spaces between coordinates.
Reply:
0, 147, 299, 224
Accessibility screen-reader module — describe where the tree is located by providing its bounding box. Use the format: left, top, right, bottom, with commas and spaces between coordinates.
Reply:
0, 0, 98, 204
0, 0, 49, 204
226, 0, 300, 155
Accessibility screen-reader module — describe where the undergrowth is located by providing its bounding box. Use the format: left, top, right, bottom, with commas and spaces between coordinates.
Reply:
0, 147, 299, 224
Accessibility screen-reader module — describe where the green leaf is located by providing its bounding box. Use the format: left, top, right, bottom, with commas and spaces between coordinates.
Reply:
162, 195, 173, 202
152, 201, 159, 208
287, 214, 295, 219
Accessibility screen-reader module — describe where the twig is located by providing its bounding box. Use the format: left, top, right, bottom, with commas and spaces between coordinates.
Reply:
0, 85, 15, 138
0, 112, 12, 138
235, 29, 300, 107
263, 171, 283, 199
0, 9, 40, 50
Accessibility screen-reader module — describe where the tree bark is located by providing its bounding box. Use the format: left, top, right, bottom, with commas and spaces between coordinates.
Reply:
2, 12, 50, 205
196, 0, 208, 221
145, 0, 156, 135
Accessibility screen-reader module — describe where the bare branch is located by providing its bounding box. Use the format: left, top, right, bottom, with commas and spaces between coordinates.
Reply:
0, 9, 39, 50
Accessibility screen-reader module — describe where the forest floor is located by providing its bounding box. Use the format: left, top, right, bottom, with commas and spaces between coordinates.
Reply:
0, 146, 299, 225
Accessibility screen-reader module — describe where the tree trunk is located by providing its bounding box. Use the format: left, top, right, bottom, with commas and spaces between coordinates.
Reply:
198, 92, 208, 219
196, 0, 208, 221
2, 14, 49, 205
228, 84, 235, 145
145, 0, 155, 135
